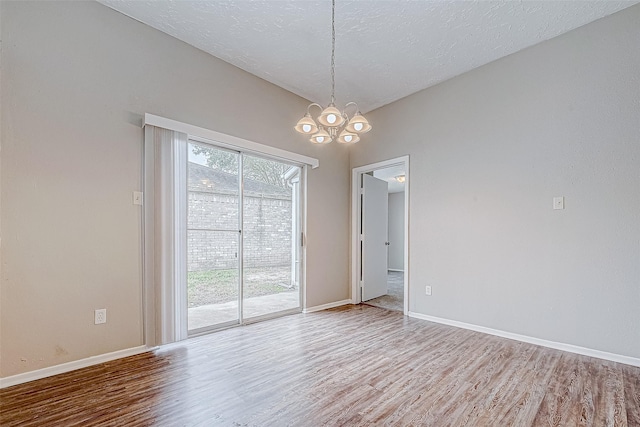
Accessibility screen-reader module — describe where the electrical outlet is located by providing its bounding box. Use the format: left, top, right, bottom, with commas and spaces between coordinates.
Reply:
95, 309, 107, 325
553, 196, 564, 210
425, 285, 432, 296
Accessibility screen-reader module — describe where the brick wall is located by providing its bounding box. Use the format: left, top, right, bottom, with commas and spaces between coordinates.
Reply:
187, 191, 292, 271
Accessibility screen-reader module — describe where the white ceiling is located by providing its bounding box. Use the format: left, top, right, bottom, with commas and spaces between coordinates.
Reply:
98, 0, 639, 113
373, 165, 405, 193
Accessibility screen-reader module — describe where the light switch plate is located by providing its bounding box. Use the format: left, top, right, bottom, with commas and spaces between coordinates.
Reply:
133, 191, 143, 206
553, 196, 564, 210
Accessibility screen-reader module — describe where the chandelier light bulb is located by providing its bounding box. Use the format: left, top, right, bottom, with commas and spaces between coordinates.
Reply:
294, 114, 319, 135
337, 129, 360, 144
318, 104, 345, 127
311, 128, 332, 144
346, 113, 371, 134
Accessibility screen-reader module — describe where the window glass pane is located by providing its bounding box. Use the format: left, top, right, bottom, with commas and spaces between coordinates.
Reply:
187, 143, 240, 331
242, 154, 301, 319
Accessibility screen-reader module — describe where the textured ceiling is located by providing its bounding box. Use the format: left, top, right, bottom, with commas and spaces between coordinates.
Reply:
98, 0, 639, 113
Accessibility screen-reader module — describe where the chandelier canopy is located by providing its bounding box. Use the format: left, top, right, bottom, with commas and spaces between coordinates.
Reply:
294, 0, 371, 144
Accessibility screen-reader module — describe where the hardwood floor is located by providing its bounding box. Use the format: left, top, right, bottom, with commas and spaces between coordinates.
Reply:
1, 305, 639, 426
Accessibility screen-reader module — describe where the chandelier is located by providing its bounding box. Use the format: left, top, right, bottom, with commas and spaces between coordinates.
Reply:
294, 0, 371, 144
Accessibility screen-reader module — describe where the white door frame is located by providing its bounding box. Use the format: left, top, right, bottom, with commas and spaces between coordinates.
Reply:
351, 156, 410, 315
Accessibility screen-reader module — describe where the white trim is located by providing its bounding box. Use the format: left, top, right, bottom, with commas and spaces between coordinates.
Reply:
351, 156, 410, 315
0, 346, 151, 389
351, 168, 359, 305
408, 311, 640, 368
303, 299, 353, 314
144, 114, 319, 169
300, 166, 309, 312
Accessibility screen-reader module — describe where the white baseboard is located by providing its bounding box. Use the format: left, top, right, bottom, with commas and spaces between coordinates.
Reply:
388, 269, 404, 272
408, 311, 640, 368
303, 299, 353, 314
0, 345, 151, 389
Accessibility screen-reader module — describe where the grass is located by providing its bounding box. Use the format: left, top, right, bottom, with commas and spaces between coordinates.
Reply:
188, 266, 294, 307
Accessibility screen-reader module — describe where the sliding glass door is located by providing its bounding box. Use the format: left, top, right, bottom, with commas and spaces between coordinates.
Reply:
187, 145, 241, 332
242, 154, 301, 321
186, 142, 302, 334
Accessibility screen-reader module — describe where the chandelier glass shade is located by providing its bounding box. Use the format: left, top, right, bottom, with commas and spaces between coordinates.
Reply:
294, 0, 371, 144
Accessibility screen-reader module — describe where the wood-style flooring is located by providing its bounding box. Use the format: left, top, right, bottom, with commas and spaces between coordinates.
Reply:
1, 304, 639, 426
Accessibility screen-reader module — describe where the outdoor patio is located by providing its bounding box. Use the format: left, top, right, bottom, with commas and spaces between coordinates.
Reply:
188, 266, 300, 331
188, 291, 300, 330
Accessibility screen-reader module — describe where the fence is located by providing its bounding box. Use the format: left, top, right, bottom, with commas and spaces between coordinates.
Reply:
187, 191, 292, 271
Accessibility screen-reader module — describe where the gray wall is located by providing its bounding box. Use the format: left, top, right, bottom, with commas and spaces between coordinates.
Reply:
388, 192, 405, 271
0, 1, 349, 377
351, 5, 640, 359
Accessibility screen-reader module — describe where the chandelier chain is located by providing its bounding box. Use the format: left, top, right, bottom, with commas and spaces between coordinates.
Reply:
294, 0, 370, 144
330, 0, 336, 104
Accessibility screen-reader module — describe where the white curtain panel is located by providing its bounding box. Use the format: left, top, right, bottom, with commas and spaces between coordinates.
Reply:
143, 125, 189, 346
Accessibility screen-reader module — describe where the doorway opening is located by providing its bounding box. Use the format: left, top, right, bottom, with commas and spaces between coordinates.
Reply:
351, 156, 409, 314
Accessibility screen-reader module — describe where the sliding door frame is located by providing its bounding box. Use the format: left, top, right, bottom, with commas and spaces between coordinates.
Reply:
143, 114, 317, 347
184, 136, 307, 336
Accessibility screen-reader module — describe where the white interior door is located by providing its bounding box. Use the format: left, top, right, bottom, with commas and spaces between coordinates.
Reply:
362, 174, 389, 301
